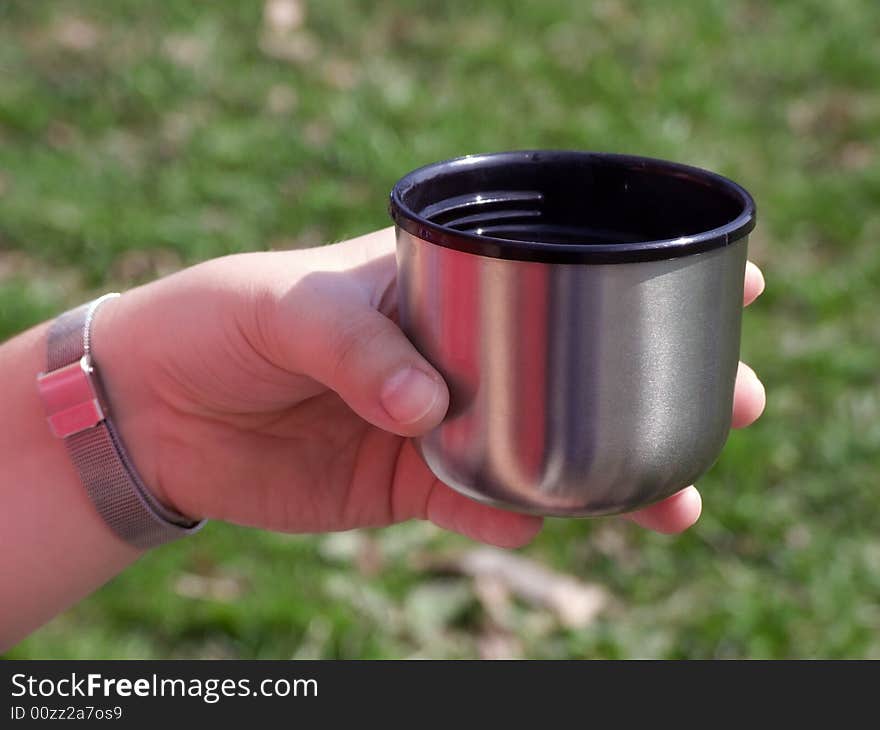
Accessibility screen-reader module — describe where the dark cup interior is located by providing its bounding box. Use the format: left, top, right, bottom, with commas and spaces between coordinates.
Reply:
390, 150, 756, 263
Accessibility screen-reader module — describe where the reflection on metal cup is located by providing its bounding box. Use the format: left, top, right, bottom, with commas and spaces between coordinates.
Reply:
391, 150, 756, 516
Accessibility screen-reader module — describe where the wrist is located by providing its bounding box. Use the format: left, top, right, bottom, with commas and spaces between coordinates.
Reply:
87, 290, 187, 519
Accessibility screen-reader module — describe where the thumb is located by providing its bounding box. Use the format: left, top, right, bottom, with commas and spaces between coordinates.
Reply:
277, 276, 449, 437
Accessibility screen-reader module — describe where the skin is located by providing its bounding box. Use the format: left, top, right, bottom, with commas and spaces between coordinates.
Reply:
0, 228, 765, 648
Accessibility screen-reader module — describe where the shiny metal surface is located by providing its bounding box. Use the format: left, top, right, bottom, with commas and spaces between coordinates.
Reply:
396, 230, 749, 516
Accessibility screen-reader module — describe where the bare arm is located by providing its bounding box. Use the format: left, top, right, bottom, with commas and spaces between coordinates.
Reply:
0, 318, 140, 649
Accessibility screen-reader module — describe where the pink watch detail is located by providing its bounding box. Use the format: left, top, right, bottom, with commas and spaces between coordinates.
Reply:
37, 356, 106, 438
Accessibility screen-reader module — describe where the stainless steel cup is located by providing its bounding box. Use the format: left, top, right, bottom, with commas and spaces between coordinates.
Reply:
390, 150, 756, 516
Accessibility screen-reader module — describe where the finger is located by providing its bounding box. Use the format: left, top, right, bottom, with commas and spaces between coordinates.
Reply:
622, 486, 702, 534
276, 281, 449, 438
295, 227, 396, 271
291, 229, 399, 319
344, 226, 396, 261
424, 479, 543, 548
732, 361, 766, 428
744, 261, 765, 307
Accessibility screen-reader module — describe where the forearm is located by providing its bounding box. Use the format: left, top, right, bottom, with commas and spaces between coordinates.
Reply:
0, 318, 141, 651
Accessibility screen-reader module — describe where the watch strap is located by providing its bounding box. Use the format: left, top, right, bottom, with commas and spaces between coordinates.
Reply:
43, 296, 204, 549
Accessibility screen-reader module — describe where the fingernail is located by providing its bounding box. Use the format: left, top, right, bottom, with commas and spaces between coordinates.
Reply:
380, 367, 442, 424
739, 361, 755, 378
747, 261, 766, 293
738, 361, 763, 388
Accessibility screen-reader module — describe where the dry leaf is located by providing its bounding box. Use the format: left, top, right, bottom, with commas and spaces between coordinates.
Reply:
838, 141, 873, 171
591, 522, 640, 569
322, 59, 359, 90
318, 531, 363, 563
785, 525, 811, 550
323, 573, 401, 629
51, 17, 101, 51
477, 627, 523, 660
317, 531, 384, 576
111, 249, 183, 284
260, 0, 315, 63
786, 93, 859, 137
292, 617, 333, 660
0, 250, 82, 293
443, 547, 609, 629
355, 535, 384, 576
0, 251, 29, 282
302, 120, 331, 147
162, 35, 209, 67
259, 30, 319, 64
46, 121, 78, 150
174, 573, 247, 602
473, 574, 512, 627
263, 0, 306, 33
403, 581, 473, 641
266, 85, 299, 115
268, 227, 326, 250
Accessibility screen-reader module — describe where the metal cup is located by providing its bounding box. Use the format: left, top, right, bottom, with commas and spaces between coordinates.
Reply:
390, 150, 756, 516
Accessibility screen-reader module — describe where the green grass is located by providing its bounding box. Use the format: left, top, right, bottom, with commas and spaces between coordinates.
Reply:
2, 0, 879, 659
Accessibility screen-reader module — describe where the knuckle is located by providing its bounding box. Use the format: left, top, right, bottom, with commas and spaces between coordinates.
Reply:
329, 312, 391, 384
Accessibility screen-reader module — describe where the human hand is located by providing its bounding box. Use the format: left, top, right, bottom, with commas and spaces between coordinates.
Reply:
93, 228, 766, 548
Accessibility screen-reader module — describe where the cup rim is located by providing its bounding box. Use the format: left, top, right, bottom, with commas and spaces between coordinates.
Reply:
389, 150, 757, 264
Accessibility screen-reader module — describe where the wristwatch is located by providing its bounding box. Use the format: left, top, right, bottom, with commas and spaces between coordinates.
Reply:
36, 293, 205, 549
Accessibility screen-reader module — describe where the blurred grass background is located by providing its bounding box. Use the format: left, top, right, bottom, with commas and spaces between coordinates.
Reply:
1, 0, 878, 659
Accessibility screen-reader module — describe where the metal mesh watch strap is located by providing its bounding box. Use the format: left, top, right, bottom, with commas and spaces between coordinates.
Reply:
44, 296, 204, 549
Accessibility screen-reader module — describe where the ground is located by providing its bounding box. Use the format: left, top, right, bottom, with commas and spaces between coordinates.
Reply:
1, 0, 879, 658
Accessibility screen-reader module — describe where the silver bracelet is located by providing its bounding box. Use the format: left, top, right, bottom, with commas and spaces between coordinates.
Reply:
36, 294, 205, 549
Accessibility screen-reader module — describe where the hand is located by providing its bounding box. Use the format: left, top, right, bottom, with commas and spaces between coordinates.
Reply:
94, 228, 766, 548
